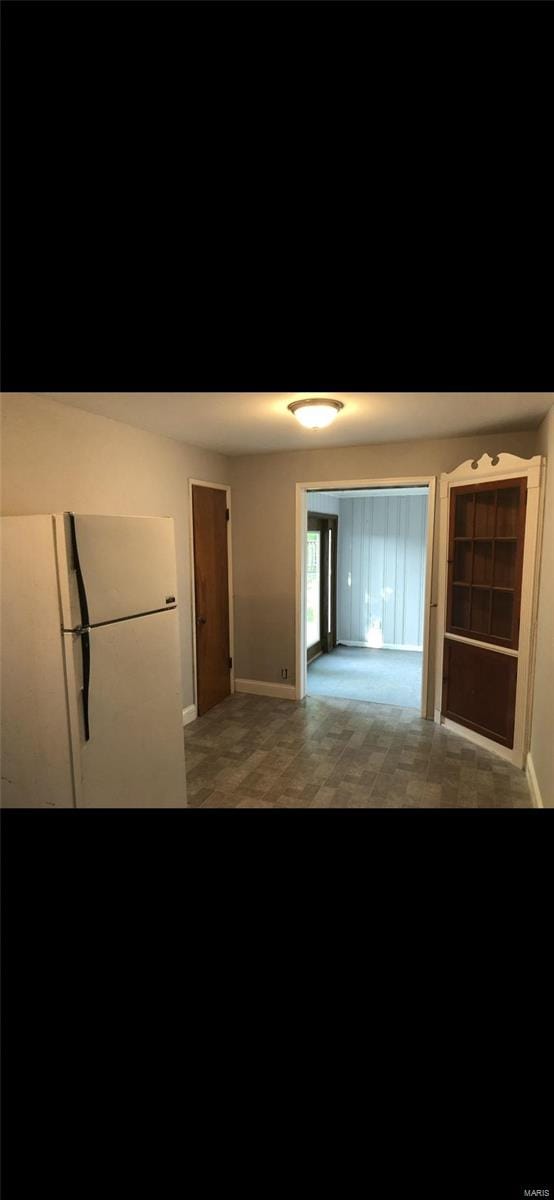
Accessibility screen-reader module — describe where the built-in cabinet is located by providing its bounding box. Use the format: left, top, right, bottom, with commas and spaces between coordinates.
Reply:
436, 454, 546, 767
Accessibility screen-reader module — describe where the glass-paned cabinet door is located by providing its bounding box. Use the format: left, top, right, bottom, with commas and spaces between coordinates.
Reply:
446, 477, 527, 650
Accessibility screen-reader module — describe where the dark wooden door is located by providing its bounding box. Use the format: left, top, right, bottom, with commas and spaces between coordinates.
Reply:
307, 514, 338, 665
442, 477, 527, 749
192, 486, 230, 717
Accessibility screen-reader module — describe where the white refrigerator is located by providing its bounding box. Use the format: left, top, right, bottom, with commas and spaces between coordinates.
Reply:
1, 513, 187, 808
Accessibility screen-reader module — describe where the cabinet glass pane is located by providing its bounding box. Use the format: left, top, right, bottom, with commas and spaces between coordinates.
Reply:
494, 541, 516, 589
470, 588, 491, 635
475, 491, 496, 537
454, 541, 472, 583
452, 585, 470, 630
473, 541, 493, 585
496, 488, 520, 537
455, 494, 474, 537
491, 590, 514, 640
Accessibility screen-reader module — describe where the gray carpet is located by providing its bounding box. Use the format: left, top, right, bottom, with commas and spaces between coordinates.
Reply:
307, 645, 423, 708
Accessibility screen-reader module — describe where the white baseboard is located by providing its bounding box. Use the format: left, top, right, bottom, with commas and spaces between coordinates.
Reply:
525, 753, 544, 808
384, 644, 423, 652
338, 640, 423, 652
441, 718, 524, 767
182, 704, 198, 727
234, 678, 297, 701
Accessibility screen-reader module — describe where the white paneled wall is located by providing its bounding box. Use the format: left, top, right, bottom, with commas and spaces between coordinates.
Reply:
337, 494, 428, 649
307, 493, 340, 515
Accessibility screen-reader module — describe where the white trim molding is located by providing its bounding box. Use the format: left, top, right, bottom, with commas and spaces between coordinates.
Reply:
523, 455, 548, 754
296, 476, 436, 718
339, 640, 423, 652
442, 719, 517, 765
444, 631, 518, 657
435, 452, 546, 770
234, 678, 297, 701
442, 452, 543, 487
525, 754, 544, 809
182, 705, 198, 727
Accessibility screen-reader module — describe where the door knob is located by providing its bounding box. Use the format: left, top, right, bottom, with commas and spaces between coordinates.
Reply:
196, 616, 207, 625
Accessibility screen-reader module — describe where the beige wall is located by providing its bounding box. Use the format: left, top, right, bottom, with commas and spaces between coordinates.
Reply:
529, 406, 554, 807
0, 393, 230, 709
229, 430, 538, 713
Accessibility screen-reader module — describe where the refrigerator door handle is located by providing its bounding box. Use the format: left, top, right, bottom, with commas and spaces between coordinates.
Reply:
68, 514, 92, 742
81, 629, 91, 741
68, 512, 90, 627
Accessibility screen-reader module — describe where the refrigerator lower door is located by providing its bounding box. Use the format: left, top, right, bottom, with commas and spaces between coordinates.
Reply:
1, 516, 76, 808
67, 609, 187, 808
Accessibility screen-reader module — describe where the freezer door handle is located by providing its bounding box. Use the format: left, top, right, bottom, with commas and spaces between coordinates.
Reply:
68, 513, 91, 627
81, 629, 91, 741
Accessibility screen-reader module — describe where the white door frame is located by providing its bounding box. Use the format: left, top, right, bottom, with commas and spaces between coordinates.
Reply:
295, 476, 437, 716
434, 453, 546, 768
188, 479, 235, 717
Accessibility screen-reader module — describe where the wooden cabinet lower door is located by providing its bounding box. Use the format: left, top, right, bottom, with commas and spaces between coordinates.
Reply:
442, 639, 518, 749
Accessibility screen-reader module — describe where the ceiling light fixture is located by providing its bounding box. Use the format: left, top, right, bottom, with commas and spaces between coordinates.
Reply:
287, 398, 344, 430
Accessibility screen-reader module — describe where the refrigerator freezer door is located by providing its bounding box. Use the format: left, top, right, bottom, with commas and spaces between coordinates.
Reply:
57, 514, 179, 628
0, 516, 75, 807
68, 609, 187, 807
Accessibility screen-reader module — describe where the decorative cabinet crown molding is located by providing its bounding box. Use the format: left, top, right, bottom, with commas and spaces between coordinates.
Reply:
440, 453, 543, 498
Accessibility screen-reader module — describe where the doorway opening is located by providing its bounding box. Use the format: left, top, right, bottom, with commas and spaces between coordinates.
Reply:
297, 480, 436, 716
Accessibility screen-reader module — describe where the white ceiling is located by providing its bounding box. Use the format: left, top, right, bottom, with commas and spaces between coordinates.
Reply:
36, 393, 553, 457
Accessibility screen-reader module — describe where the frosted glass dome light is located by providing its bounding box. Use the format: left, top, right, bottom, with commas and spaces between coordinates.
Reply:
288, 398, 344, 429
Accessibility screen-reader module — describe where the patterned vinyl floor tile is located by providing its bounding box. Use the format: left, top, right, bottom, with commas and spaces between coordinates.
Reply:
184, 693, 533, 809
